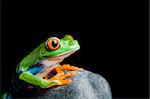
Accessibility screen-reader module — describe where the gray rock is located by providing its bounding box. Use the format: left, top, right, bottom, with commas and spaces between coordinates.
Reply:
34, 70, 112, 99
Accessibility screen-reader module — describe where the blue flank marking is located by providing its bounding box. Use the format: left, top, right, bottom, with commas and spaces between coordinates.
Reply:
28, 66, 44, 75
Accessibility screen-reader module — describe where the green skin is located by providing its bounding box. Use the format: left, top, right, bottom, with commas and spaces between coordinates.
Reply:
17, 35, 80, 88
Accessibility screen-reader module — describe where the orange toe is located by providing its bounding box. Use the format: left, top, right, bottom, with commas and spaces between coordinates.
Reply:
59, 79, 72, 85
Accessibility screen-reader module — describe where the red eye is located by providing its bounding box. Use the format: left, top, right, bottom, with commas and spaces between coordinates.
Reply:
46, 37, 60, 50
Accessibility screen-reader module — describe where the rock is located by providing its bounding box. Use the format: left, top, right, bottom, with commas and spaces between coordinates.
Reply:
31, 70, 112, 99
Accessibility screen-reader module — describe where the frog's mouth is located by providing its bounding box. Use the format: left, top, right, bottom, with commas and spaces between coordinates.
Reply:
35, 48, 79, 78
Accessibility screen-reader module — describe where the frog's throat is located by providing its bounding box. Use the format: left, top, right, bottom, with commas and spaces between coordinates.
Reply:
40, 48, 79, 68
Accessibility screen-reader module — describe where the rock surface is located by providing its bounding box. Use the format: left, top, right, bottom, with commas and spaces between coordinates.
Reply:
31, 70, 112, 99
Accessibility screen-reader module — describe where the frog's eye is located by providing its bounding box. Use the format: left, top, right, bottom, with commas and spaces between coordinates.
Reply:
46, 37, 60, 50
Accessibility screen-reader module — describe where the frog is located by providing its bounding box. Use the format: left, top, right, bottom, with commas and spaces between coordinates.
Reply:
1, 35, 82, 98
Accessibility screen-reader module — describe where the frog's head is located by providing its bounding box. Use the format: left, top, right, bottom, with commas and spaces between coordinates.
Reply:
19, 35, 80, 72
40, 35, 80, 59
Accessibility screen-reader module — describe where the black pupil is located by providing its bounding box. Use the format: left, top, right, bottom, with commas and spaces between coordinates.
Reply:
52, 40, 58, 48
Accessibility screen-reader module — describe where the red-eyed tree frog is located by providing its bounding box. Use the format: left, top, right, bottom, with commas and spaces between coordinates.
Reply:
17, 35, 82, 88
1, 35, 83, 98
2, 35, 83, 99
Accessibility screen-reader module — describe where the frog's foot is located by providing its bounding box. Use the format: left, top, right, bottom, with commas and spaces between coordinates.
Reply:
44, 64, 82, 79
44, 64, 82, 87
47, 71, 76, 87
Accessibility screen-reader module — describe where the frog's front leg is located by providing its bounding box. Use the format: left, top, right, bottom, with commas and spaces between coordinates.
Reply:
47, 71, 76, 87
44, 64, 83, 87
59, 64, 83, 71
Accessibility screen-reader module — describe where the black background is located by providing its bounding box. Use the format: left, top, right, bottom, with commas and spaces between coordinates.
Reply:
1, 1, 149, 98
